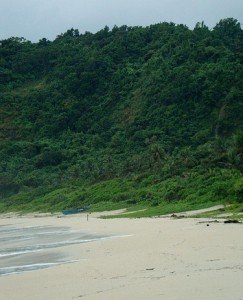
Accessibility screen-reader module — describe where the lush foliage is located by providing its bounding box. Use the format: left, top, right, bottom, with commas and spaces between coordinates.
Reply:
0, 18, 242, 214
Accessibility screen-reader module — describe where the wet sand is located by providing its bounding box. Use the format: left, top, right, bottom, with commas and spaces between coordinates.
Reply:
0, 213, 242, 299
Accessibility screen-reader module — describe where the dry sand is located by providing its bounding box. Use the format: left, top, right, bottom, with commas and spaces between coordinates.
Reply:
0, 212, 243, 300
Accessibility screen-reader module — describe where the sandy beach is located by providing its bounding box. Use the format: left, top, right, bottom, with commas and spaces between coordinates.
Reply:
0, 212, 242, 300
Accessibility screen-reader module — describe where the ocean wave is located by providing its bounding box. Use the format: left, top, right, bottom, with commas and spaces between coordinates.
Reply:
0, 235, 131, 258
0, 260, 79, 276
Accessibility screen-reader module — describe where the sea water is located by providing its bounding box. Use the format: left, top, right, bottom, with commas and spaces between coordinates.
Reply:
0, 224, 110, 276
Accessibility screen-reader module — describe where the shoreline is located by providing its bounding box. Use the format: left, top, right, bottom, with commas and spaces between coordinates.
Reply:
0, 213, 243, 299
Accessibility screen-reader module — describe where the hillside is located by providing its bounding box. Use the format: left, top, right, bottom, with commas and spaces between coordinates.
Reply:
0, 18, 242, 214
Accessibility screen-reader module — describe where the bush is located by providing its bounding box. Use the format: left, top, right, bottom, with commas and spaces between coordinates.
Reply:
35, 149, 64, 168
233, 178, 243, 202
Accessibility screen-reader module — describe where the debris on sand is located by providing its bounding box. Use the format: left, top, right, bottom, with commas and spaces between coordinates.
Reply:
198, 220, 220, 224
224, 220, 242, 224
171, 214, 185, 219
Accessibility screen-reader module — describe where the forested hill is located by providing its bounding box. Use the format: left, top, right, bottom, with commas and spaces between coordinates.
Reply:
0, 18, 242, 214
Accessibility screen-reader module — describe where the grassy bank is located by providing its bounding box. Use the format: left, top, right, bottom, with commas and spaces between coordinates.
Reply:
1, 168, 242, 217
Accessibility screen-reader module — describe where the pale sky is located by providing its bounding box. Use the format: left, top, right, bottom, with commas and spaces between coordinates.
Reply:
0, 0, 242, 41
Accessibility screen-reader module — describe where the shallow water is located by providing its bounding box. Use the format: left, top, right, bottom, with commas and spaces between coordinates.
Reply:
0, 224, 109, 276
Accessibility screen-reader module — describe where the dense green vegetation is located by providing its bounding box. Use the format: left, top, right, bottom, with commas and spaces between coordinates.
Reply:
0, 18, 242, 215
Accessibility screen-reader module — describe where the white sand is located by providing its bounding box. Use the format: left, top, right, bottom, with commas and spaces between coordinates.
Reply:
0, 213, 242, 300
